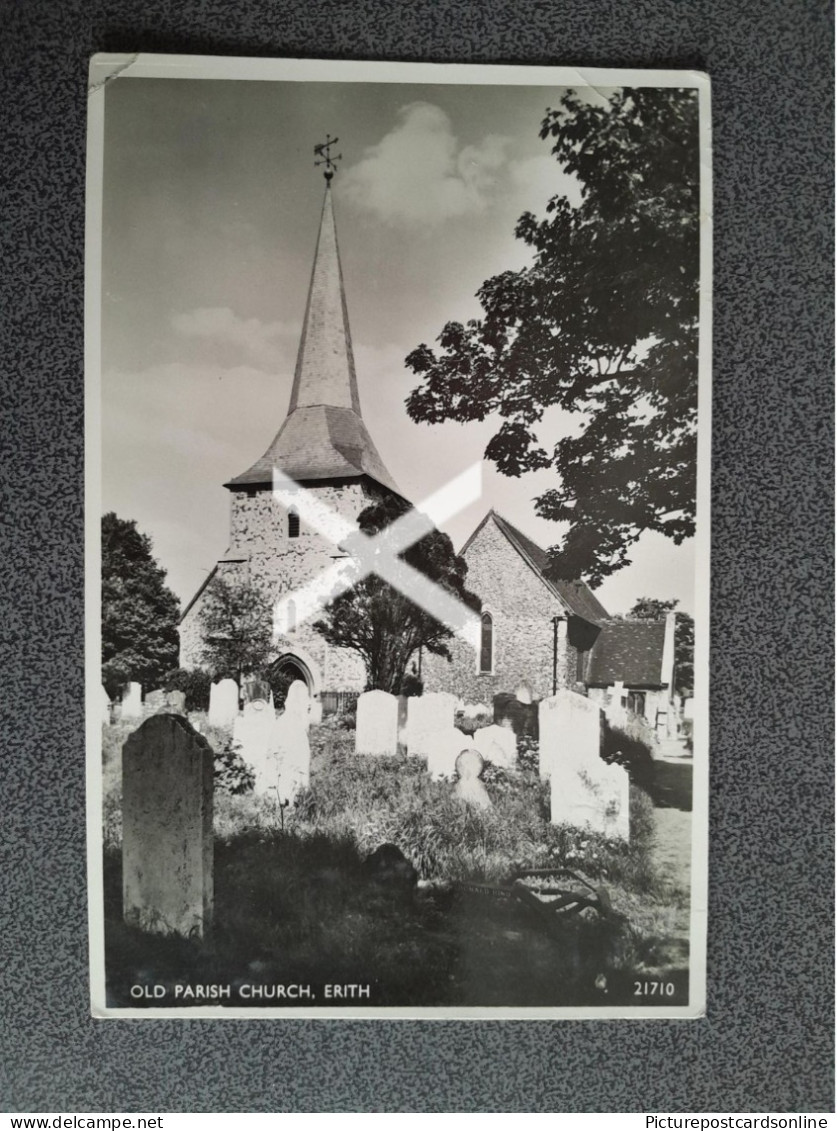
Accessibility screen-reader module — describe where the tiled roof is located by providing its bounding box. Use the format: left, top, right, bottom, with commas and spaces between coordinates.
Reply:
226, 182, 400, 496
489, 512, 611, 624
225, 404, 400, 492
586, 620, 668, 686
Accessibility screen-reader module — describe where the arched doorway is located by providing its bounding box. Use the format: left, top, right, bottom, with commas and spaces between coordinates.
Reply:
268, 651, 318, 708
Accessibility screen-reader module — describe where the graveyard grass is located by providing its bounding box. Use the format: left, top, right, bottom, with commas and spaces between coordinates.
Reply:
102, 717, 690, 1009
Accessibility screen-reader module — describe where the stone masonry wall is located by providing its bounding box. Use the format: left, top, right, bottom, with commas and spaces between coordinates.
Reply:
422, 516, 578, 702
179, 480, 379, 692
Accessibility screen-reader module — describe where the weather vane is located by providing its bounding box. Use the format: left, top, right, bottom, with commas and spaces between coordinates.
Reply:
313, 134, 342, 180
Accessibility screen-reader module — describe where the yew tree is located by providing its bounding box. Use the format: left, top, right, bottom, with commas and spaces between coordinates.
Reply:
312, 494, 479, 693
405, 87, 700, 586
101, 513, 180, 696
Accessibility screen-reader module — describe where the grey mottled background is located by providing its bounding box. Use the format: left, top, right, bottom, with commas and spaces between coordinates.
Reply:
1, 0, 833, 1114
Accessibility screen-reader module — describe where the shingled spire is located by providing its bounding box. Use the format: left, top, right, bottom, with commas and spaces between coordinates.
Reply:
227, 162, 400, 494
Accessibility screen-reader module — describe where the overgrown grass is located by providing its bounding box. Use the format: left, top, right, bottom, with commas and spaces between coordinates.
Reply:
102, 715, 691, 1006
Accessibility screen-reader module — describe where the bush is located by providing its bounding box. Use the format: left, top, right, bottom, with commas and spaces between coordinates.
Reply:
602, 717, 656, 791
163, 668, 213, 712
454, 710, 493, 736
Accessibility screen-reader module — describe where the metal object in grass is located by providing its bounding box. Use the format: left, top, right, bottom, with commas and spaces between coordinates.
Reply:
455, 866, 614, 929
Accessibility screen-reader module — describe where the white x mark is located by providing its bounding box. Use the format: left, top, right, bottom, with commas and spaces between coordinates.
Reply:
271, 464, 483, 650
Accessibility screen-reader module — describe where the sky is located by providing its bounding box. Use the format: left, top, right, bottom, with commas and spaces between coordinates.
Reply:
99, 74, 699, 616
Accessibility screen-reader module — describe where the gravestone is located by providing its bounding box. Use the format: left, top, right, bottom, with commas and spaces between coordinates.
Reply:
453, 748, 492, 810
472, 723, 517, 770
101, 686, 111, 725
541, 689, 630, 840
264, 680, 311, 802
165, 690, 186, 715
122, 714, 214, 937
494, 691, 537, 739
605, 680, 626, 727
233, 699, 276, 788
208, 678, 238, 728
121, 681, 142, 720
425, 727, 471, 780
243, 678, 272, 707
515, 682, 533, 704
356, 690, 399, 756
145, 689, 166, 708
406, 692, 457, 758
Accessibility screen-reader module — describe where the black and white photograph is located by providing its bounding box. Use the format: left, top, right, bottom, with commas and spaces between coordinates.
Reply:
86, 55, 711, 1017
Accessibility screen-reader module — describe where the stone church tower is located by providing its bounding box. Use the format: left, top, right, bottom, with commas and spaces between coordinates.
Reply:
179, 172, 403, 701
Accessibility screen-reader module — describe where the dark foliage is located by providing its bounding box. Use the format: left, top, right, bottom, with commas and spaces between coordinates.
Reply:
162, 667, 213, 712
198, 574, 273, 686
312, 494, 479, 693
101, 513, 180, 697
405, 88, 699, 586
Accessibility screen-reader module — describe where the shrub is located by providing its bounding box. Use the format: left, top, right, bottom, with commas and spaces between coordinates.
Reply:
163, 668, 213, 712
602, 717, 656, 791
454, 710, 493, 736
214, 738, 255, 795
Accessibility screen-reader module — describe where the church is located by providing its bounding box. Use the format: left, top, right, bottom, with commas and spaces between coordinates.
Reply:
179, 166, 676, 731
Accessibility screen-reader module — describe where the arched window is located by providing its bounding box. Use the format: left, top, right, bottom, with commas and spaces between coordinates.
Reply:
479, 612, 493, 673
288, 507, 300, 539
287, 599, 297, 634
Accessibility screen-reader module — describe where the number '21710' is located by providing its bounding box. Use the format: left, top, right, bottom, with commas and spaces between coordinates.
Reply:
634, 980, 675, 997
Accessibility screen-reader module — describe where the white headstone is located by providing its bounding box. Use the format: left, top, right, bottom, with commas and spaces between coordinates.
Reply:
406, 692, 457, 758
605, 680, 626, 727
472, 723, 517, 770
263, 681, 311, 803
208, 678, 239, 728
165, 690, 186, 715
122, 714, 214, 937
356, 689, 399, 756
541, 689, 629, 840
121, 681, 142, 720
515, 682, 533, 704
101, 686, 111, 725
453, 748, 492, 810
233, 698, 276, 788
426, 727, 472, 780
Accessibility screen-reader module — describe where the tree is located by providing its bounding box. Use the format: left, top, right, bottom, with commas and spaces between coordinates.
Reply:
312, 494, 480, 693
198, 574, 273, 687
405, 87, 699, 586
628, 597, 694, 696
101, 513, 180, 697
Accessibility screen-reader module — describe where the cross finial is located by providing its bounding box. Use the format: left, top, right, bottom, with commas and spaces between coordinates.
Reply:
313, 134, 342, 181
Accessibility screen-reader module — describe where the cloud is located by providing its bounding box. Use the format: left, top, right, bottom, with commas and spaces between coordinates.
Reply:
171, 306, 297, 371
508, 154, 583, 215
341, 103, 509, 226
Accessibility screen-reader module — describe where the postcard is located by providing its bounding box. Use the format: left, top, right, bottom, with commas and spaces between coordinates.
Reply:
86, 54, 711, 1017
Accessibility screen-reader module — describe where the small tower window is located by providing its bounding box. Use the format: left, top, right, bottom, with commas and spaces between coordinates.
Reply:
479, 612, 494, 673
288, 508, 300, 539
287, 599, 297, 634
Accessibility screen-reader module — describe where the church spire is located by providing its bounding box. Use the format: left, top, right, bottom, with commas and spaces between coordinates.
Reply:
287, 178, 361, 415
226, 143, 401, 496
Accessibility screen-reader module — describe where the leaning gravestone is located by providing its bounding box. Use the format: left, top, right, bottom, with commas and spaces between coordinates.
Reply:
265, 680, 311, 802
122, 714, 214, 937
453, 748, 492, 810
542, 689, 630, 840
208, 678, 238, 728
356, 690, 398, 756
120, 681, 142, 720
233, 699, 276, 788
472, 723, 517, 770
